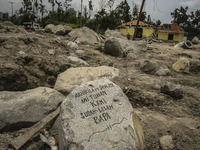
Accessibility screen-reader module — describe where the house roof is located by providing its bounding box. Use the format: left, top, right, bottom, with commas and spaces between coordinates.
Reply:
157, 24, 184, 33
117, 20, 153, 28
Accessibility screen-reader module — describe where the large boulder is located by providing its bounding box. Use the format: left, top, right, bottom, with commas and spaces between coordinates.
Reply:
161, 81, 183, 99
0, 21, 15, 26
0, 87, 65, 132
172, 58, 190, 73
53, 24, 66, 35
44, 24, 72, 35
59, 79, 144, 150
63, 25, 72, 34
0, 21, 26, 33
104, 29, 126, 39
54, 66, 119, 94
104, 37, 147, 57
68, 27, 103, 45
44, 24, 55, 33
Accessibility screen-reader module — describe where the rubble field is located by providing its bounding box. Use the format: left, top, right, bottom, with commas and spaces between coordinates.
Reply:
0, 21, 200, 150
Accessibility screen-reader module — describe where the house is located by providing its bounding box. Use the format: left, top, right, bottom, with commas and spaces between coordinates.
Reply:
117, 20, 155, 39
156, 24, 186, 42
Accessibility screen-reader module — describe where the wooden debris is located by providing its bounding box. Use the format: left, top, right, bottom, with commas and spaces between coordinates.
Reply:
10, 107, 60, 150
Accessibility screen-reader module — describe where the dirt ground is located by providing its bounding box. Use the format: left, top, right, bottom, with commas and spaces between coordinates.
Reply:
0, 23, 200, 150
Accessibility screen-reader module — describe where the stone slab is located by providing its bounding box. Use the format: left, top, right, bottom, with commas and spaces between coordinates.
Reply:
59, 79, 144, 150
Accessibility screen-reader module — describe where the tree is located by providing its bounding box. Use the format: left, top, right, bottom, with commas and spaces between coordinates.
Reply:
115, 0, 131, 23
132, 3, 138, 20
147, 14, 151, 23
155, 19, 161, 26
34, 0, 39, 19
48, 0, 55, 12
171, 6, 189, 28
22, 0, 32, 13
107, 0, 115, 13
140, 11, 146, 22
39, 0, 47, 19
171, 6, 200, 39
64, 0, 72, 11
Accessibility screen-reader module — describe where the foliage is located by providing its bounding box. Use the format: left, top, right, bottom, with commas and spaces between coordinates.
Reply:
7, 0, 165, 34
115, 0, 131, 23
171, 6, 200, 38
132, 3, 138, 20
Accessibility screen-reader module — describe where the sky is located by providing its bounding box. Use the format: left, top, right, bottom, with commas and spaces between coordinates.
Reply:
0, 0, 200, 24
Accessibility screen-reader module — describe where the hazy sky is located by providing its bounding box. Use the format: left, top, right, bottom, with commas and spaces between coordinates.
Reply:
0, 0, 199, 24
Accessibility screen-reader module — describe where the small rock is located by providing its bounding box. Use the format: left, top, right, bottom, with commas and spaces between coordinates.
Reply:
67, 41, 78, 50
147, 45, 154, 50
48, 49, 56, 55
156, 69, 170, 76
172, 57, 190, 73
19, 51, 25, 55
126, 53, 137, 60
75, 50, 85, 55
160, 135, 174, 150
191, 36, 199, 44
161, 81, 183, 99
54, 66, 119, 94
47, 76, 56, 85
68, 56, 89, 66
139, 59, 159, 74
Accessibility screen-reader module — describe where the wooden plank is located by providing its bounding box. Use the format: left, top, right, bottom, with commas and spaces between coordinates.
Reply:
10, 107, 60, 150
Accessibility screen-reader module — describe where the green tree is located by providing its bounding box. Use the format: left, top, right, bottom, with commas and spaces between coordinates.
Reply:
171, 6, 200, 39
140, 11, 146, 22
115, 0, 131, 23
64, 0, 72, 11
132, 3, 138, 20
48, 0, 55, 12
155, 19, 161, 26
39, 0, 47, 19
171, 6, 189, 28
107, 0, 115, 13
147, 14, 151, 23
